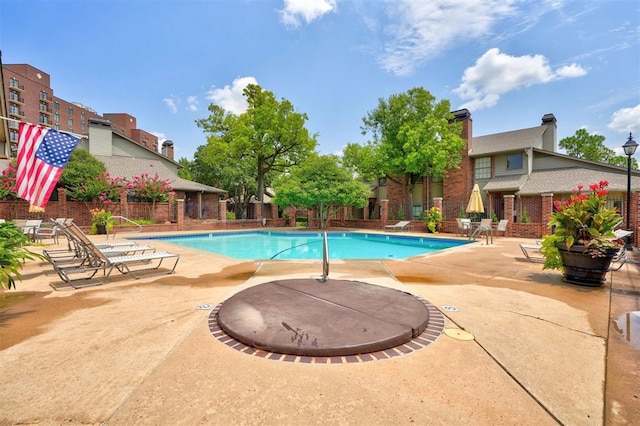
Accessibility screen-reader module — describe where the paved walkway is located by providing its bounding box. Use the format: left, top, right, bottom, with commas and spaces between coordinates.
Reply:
0, 231, 638, 425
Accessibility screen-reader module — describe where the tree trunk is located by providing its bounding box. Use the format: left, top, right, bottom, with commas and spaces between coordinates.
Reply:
257, 157, 265, 220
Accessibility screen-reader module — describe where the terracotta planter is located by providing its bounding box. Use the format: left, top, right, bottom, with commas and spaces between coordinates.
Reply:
556, 243, 617, 287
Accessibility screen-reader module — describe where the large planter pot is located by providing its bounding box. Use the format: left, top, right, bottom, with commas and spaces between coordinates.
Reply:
556, 243, 618, 287
96, 224, 107, 235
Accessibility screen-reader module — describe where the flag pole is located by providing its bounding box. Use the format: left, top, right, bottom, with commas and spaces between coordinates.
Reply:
0, 115, 86, 139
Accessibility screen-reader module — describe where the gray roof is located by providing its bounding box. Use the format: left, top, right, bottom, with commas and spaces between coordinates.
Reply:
518, 168, 640, 195
471, 126, 545, 156
482, 175, 528, 192
96, 155, 226, 194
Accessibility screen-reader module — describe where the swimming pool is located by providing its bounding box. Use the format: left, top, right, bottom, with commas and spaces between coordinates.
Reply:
141, 231, 468, 260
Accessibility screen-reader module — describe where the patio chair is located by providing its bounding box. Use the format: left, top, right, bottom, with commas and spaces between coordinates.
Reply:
494, 220, 509, 238
385, 221, 411, 232
456, 218, 472, 237
469, 218, 493, 243
36, 218, 66, 244
49, 223, 176, 289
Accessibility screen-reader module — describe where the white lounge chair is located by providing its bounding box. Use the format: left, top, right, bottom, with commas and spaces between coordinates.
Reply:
385, 221, 410, 232
494, 219, 509, 237
50, 223, 179, 289
520, 243, 544, 262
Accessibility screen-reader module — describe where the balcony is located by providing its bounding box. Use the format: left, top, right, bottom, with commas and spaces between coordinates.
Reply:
8, 108, 25, 118
9, 93, 25, 105
39, 104, 53, 114
40, 92, 53, 103
9, 80, 24, 91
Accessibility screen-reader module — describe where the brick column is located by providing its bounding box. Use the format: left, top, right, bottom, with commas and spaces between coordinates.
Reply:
219, 200, 227, 221
271, 204, 278, 221
57, 188, 67, 218
503, 195, 515, 222
541, 193, 554, 227
363, 203, 370, 221
285, 206, 296, 227
177, 199, 185, 231
254, 203, 262, 222
381, 199, 389, 224
307, 208, 315, 228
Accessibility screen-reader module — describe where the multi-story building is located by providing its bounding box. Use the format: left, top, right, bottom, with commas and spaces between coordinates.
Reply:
1, 63, 164, 159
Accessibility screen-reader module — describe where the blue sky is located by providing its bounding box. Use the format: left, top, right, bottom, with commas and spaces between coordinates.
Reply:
1, 0, 639, 161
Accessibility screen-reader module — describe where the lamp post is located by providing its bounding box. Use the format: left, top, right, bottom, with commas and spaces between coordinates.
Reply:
622, 132, 638, 249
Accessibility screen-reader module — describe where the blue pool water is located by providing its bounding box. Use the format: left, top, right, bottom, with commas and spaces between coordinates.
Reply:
142, 231, 468, 260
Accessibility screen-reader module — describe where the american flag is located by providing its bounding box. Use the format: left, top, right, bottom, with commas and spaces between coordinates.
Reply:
16, 122, 79, 210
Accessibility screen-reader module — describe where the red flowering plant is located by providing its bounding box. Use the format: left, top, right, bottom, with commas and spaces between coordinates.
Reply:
126, 173, 175, 222
540, 181, 624, 270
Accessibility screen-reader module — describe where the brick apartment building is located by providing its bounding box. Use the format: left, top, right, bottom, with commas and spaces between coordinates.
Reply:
1, 63, 166, 160
365, 109, 639, 244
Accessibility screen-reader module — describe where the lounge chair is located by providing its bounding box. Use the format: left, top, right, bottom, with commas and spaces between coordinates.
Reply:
44, 221, 154, 267
50, 223, 179, 289
520, 243, 544, 262
385, 221, 411, 232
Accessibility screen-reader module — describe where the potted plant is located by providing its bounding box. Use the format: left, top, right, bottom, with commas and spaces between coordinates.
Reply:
540, 181, 624, 286
90, 208, 112, 234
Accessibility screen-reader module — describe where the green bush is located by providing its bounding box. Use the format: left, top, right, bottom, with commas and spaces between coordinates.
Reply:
0, 222, 46, 290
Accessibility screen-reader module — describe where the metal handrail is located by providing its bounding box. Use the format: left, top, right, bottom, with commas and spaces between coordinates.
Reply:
321, 232, 329, 282
109, 215, 142, 239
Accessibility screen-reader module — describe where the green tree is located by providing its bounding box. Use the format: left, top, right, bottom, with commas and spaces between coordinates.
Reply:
58, 149, 107, 189
272, 155, 370, 229
350, 87, 466, 215
177, 157, 194, 180
559, 129, 638, 169
196, 84, 317, 212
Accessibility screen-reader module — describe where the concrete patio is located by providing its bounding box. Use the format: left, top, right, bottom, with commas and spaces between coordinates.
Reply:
0, 231, 638, 425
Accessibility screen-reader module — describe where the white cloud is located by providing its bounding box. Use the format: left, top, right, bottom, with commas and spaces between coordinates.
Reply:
186, 95, 198, 112
378, 0, 517, 76
453, 48, 587, 110
279, 0, 337, 27
608, 104, 640, 134
206, 76, 259, 114
163, 96, 178, 114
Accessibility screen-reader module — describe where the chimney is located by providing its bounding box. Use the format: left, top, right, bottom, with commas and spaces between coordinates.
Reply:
541, 113, 557, 152
451, 108, 472, 152
162, 140, 174, 161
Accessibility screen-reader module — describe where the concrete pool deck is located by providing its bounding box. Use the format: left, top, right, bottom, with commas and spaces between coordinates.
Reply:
0, 230, 638, 425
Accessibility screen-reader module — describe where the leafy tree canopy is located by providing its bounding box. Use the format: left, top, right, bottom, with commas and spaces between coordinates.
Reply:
195, 84, 317, 205
272, 154, 370, 229
58, 149, 106, 189
559, 128, 638, 169
346, 87, 466, 214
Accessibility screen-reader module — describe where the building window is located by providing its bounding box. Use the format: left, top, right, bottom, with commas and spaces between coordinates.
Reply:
9, 130, 18, 142
475, 157, 491, 179
81, 123, 85, 132
54, 102, 60, 110
80, 112, 85, 121
67, 107, 73, 115
68, 118, 73, 126
54, 113, 59, 122
507, 153, 523, 170
9, 105, 20, 114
